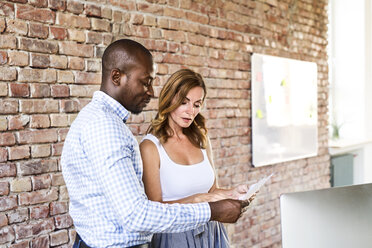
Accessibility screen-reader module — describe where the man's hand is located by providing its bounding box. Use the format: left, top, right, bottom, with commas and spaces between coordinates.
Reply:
208, 199, 250, 223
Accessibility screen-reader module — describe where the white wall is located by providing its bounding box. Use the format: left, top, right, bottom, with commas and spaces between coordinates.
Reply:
329, 0, 372, 184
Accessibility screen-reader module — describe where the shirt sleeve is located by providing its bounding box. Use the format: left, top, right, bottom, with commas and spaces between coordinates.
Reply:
81, 115, 211, 233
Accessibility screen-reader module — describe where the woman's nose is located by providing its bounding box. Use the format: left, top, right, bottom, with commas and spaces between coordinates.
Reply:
186, 104, 194, 114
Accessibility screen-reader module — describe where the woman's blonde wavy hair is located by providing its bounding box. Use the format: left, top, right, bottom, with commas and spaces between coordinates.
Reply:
147, 69, 208, 148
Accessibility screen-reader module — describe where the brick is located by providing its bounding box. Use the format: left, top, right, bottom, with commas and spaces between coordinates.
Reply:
66, 1, 84, 14
54, 214, 73, 229
50, 27, 67, 40
91, 18, 110, 32
59, 186, 68, 200
20, 99, 58, 113
18, 129, 58, 144
0, 226, 15, 244
68, 114, 77, 125
10, 240, 30, 248
0, 67, 17, 81
57, 12, 90, 29
101, 7, 112, 19
19, 38, 58, 54
49, 201, 67, 216
0, 133, 16, 146
0, 213, 7, 227
68, 57, 85, 70
30, 115, 50, 129
29, 23, 49, 39
0, 99, 18, 114
0, 148, 7, 162
70, 85, 99, 97
50, 229, 68, 246
95, 46, 105, 58
50, 55, 68, 69
86, 59, 101, 72
75, 72, 101, 85
49, 0, 66, 11
51, 143, 63, 156
6, 19, 28, 35
31, 235, 49, 248
30, 205, 49, 219
30, 53, 50, 68
16, 4, 55, 23
19, 68, 56, 83
87, 31, 103, 44
0, 163, 16, 178
10, 177, 32, 192
8, 51, 28, 66
8, 115, 29, 130
67, 29, 85, 42
19, 159, 58, 176
29, 0, 48, 7
103, 33, 113, 45
0, 181, 9, 195
31, 144, 50, 158
0, 117, 7, 131
8, 146, 30, 161
0, 83, 7, 97
14, 223, 32, 239
32, 174, 51, 190
0, 2, 15, 17
7, 208, 28, 224
57, 71, 74, 83
50, 114, 68, 127
51, 85, 69, 98
9, 83, 30, 97
137, 2, 162, 13
0, 195, 17, 211
59, 42, 93, 57
30, 84, 51, 98
0, 51, 7, 64
51, 173, 64, 187
85, 4, 101, 17
144, 15, 156, 26
0, 35, 17, 49
19, 188, 58, 205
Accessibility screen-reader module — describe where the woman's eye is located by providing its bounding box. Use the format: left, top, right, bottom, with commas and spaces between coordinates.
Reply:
194, 104, 201, 108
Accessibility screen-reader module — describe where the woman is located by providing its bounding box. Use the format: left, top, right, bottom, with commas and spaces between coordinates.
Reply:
140, 69, 250, 248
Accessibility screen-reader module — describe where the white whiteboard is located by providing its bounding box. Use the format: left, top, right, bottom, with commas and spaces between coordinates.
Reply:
252, 54, 318, 167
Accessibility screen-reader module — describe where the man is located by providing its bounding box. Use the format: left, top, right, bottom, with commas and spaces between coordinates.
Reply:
61, 39, 249, 248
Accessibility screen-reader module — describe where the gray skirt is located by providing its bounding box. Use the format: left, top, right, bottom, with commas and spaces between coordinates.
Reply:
151, 221, 229, 248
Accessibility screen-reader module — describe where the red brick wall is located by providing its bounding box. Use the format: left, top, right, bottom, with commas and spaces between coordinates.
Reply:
0, 0, 330, 247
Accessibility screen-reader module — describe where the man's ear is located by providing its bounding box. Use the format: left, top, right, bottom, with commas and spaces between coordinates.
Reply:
111, 69, 124, 86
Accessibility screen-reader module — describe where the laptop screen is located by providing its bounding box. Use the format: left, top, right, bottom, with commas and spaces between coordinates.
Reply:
280, 183, 372, 248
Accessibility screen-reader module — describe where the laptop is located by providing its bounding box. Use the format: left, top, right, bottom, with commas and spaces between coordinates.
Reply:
280, 183, 372, 248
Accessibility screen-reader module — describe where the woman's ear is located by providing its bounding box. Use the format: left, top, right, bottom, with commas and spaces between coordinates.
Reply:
111, 68, 122, 86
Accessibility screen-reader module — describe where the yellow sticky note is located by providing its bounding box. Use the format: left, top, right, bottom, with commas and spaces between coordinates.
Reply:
268, 95, 272, 103
256, 109, 263, 119
281, 79, 286, 86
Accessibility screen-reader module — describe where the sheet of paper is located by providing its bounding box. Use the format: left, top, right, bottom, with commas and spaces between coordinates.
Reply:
239, 173, 274, 200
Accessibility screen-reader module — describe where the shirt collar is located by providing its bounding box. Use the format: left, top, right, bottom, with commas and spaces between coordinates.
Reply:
92, 91, 130, 122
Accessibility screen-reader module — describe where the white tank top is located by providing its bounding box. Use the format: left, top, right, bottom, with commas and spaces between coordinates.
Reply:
141, 134, 215, 201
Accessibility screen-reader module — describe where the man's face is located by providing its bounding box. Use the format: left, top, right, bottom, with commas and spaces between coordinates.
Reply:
117, 57, 155, 114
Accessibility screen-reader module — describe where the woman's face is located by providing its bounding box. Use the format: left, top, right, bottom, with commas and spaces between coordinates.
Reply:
169, 86, 204, 129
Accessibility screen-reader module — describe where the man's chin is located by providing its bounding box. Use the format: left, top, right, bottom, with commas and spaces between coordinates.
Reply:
130, 108, 143, 115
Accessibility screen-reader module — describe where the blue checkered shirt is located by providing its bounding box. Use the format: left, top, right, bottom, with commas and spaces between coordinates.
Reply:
61, 91, 211, 247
